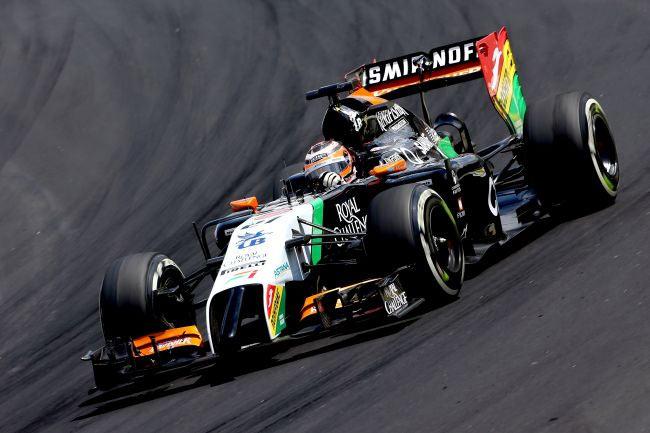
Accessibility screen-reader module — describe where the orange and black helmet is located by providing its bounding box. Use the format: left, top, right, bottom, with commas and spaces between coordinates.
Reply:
304, 140, 355, 183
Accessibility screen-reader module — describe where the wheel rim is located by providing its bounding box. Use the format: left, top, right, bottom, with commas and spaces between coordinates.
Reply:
586, 99, 619, 195
150, 257, 185, 327
426, 202, 462, 283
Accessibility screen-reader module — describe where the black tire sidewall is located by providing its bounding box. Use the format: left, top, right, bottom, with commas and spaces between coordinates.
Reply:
100, 252, 183, 340
367, 184, 464, 298
524, 91, 619, 209
413, 188, 464, 296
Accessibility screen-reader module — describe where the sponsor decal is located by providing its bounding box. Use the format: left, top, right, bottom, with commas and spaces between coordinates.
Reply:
306, 152, 329, 165
362, 40, 479, 87
224, 227, 235, 236
381, 283, 408, 315
333, 196, 367, 247
451, 170, 461, 194
335, 197, 367, 234
413, 135, 435, 154
225, 250, 267, 266
266, 285, 275, 315
496, 43, 514, 113
220, 260, 266, 275
236, 231, 266, 249
477, 28, 526, 135
266, 284, 287, 336
155, 337, 191, 351
382, 152, 405, 164
225, 269, 258, 285
273, 262, 290, 279
425, 126, 440, 143
389, 118, 408, 131
376, 104, 408, 131
490, 47, 502, 92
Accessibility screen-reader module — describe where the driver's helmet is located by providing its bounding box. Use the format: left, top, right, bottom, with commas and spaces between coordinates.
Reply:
303, 140, 355, 184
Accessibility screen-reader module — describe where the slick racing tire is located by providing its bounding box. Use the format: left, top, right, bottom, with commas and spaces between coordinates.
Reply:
99, 252, 191, 340
367, 184, 464, 299
524, 91, 619, 211
272, 162, 304, 200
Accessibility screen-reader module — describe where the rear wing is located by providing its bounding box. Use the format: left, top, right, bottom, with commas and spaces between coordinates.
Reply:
345, 36, 483, 98
339, 27, 526, 136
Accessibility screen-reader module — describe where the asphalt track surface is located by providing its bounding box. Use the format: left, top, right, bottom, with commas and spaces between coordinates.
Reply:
1, 1, 649, 432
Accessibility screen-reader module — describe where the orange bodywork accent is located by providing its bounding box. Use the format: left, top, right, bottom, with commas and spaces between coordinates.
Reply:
363, 62, 482, 98
132, 325, 202, 357
300, 300, 318, 321
369, 159, 407, 177
299, 289, 343, 321
299, 279, 383, 321
349, 87, 388, 105
230, 196, 259, 213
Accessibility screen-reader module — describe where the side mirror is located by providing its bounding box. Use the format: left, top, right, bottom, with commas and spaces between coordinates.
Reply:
284, 172, 308, 199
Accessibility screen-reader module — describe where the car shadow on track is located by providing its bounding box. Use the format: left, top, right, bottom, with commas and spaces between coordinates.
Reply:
464, 216, 557, 279
73, 314, 426, 421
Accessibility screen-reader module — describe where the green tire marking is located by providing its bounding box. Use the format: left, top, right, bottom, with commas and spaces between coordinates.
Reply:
439, 199, 457, 229
435, 198, 455, 283
602, 174, 615, 191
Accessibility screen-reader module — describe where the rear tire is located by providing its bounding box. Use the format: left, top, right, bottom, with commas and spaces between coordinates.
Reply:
524, 91, 619, 211
99, 252, 189, 340
367, 184, 464, 299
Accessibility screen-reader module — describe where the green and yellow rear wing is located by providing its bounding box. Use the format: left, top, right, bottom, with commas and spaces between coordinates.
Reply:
344, 27, 527, 137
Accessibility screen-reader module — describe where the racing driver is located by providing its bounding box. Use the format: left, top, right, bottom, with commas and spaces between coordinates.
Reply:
303, 140, 356, 189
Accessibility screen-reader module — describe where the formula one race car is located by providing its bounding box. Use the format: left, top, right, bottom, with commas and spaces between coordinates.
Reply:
82, 27, 619, 390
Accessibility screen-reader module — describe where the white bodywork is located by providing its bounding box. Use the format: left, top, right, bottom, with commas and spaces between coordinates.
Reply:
205, 200, 316, 353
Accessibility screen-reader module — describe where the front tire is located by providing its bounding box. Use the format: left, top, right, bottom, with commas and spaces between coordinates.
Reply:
99, 252, 190, 340
367, 184, 464, 299
524, 91, 619, 211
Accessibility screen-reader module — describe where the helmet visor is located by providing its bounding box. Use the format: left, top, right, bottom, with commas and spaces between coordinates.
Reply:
304, 156, 351, 181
